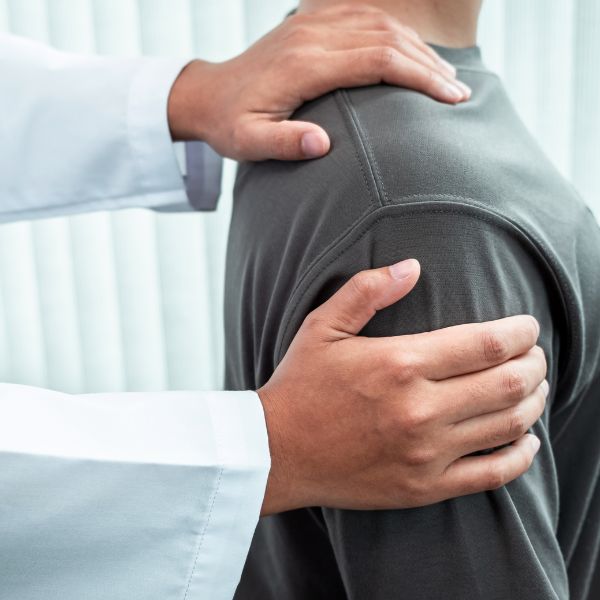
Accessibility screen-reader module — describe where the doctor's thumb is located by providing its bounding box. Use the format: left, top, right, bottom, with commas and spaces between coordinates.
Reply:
238, 119, 331, 161
307, 259, 421, 339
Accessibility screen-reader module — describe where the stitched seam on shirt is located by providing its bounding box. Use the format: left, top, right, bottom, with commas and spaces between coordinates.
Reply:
279, 202, 572, 347
334, 94, 375, 211
339, 90, 388, 207
275, 198, 576, 385
335, 91, 383, 209
265, 89, 398, 318
182, 466, 224, 600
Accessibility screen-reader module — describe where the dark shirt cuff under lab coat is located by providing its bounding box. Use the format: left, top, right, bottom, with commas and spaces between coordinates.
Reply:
184, 141, 223, 211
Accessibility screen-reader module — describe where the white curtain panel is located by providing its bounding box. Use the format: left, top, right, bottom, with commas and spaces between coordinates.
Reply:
0, 0, 598, 394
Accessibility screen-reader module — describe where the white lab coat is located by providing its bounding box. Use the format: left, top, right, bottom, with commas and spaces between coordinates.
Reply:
0, 34, 270, 600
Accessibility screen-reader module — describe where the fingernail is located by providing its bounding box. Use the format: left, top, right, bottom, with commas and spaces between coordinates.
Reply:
301, 132, 326, 158
529, 435, 541, 453
389, 259, 417, 280
456, 80, 472, 99
441, 82, 463, 102
541, 379, 550, 396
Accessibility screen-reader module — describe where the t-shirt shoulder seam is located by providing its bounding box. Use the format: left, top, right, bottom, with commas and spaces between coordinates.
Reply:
275, 198, 575, 376
335, 90, 387, 208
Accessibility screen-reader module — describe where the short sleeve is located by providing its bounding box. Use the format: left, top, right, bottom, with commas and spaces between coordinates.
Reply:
260, 201, 568, 600
306, 204, 568, 600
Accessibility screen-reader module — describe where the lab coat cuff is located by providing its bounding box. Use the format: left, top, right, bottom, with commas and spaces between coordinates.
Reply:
127, 58, 192, 208
187, 390, 271, 599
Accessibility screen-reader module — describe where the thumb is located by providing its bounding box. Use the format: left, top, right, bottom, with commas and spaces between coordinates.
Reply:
238, 119, 331, 161
309, 259, 421, 338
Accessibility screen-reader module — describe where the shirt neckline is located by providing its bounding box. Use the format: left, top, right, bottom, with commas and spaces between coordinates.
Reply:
429, 44, 485, 70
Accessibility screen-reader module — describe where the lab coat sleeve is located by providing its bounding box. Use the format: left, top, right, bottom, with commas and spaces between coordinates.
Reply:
0, 383, 271, 600
0, 33, 222, 222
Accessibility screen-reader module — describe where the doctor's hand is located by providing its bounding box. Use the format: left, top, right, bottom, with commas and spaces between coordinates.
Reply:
258, 259, 548, 515
168, 4, 470, 160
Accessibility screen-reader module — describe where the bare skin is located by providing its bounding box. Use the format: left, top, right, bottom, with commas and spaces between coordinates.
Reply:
168, 4, 473, 161
300, 0, 484, 47
259, 260, 546, 515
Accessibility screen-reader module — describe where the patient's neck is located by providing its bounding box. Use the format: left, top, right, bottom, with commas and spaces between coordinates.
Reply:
299, 0, 482, 48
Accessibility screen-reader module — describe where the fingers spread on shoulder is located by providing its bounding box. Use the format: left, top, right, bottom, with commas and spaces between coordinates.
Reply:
435, 346, 548, 423
442, 434, 542, 499
313, 48, 464, 104
290, 6, 466, 101
450, 383, 547, 457
315, 7, 458, 78
306, 29, 462, 92
401, 315, 542, 381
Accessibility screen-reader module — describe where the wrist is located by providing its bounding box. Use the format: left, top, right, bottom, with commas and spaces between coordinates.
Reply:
257, 384, 302, 516
167, 59, 220, 142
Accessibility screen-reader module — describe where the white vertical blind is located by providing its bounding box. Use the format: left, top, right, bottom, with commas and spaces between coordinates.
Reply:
0, 0, 598, 394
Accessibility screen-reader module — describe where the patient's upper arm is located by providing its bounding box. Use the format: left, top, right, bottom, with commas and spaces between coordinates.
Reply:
290, 205, 567, 600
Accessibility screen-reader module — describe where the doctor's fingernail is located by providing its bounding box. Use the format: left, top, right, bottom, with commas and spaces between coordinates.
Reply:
301, 132, 327, 158
440, 82, 464, 102
389, 259, 418, 280
456, 80, 472, 99
529, 435, 541, 453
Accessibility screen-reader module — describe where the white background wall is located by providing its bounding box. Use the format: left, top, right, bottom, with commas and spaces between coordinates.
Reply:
0, 0, 598, 394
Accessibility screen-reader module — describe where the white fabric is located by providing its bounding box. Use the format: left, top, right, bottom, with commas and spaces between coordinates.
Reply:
0, 390, 270, 600
0, 30, 271, 600
0, 33, 190, 221
0, 387, 270, 600
0, 384, 267, 467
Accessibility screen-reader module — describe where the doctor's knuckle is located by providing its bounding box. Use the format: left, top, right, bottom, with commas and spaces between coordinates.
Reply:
289, 24, 315, 45
379, 32, 403, 52
505, 406, 528, 439
485, 464, 509, 490
396, 357, 421, 385
372, 14, 397, 32
502, 366, 527, 400
482, 330, 510, 363
349, 271, 379, 301
425, 69, 442, 90
398, 402, 431, 432
372, 46, 397, 71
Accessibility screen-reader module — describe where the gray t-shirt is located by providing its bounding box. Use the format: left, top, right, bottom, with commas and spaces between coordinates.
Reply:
225, 46, 600, 600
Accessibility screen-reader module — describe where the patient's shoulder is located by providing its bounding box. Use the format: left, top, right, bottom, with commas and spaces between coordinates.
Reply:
338, 84, 502, 207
